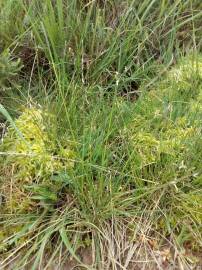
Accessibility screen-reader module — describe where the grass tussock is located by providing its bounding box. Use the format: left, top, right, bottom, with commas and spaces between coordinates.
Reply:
0, 0, 202, 269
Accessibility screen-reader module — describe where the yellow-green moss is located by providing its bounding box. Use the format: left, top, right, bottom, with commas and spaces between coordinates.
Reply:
125, 56, 202, 169
128, 124, 197, 168
0, 106, 76, 213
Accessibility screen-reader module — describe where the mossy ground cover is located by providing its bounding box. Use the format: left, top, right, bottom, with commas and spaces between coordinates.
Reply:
0, 1, 202, 269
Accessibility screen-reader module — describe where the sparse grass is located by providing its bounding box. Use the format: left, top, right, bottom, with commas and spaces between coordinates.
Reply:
0, 1, 202, 269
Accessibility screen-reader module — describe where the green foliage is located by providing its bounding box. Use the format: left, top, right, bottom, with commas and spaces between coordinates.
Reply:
0, 0, 202, 268
0, 55, 202, 269
0, 49, 22, 90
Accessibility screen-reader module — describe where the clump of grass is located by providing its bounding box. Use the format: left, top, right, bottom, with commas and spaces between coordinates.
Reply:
0, 55, 201, 269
